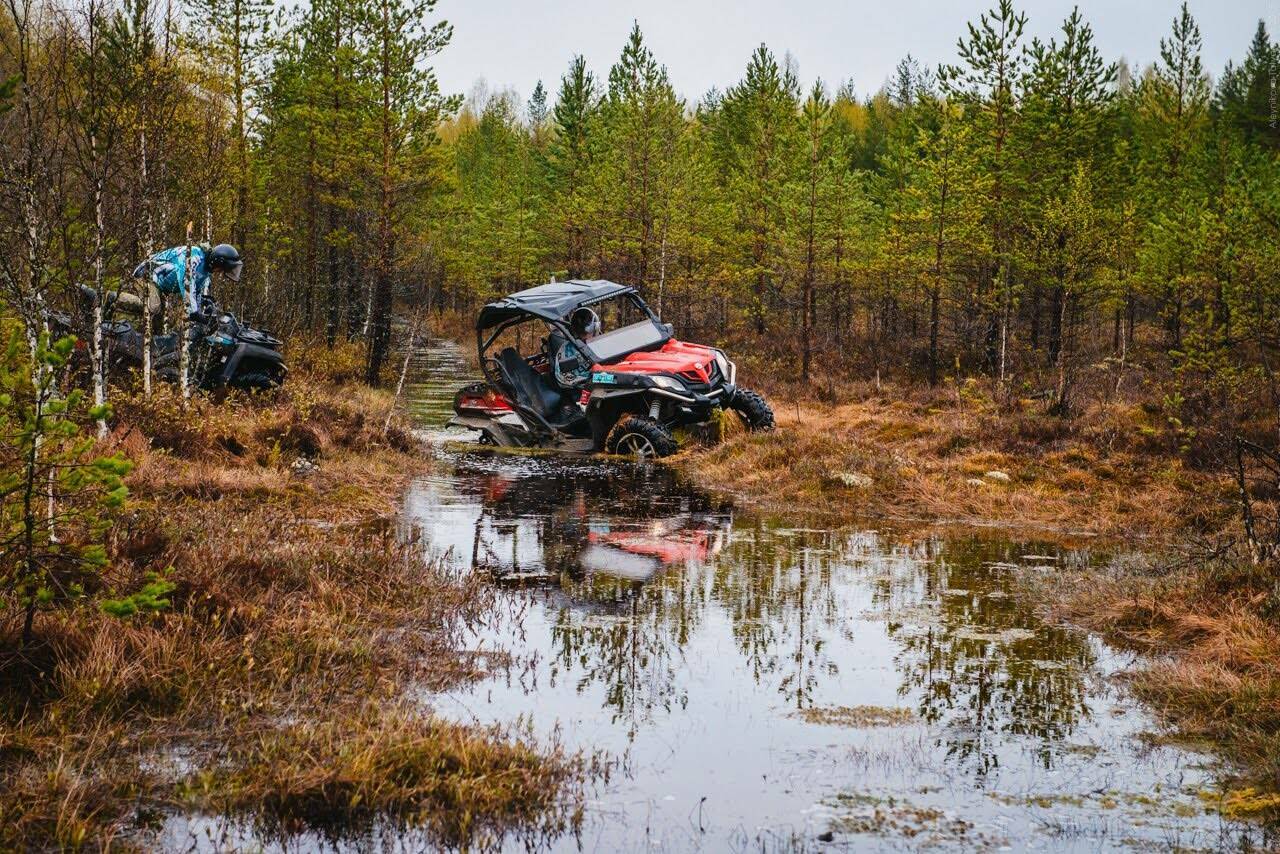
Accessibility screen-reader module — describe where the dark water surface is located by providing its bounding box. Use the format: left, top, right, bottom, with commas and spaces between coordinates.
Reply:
399, 342, 1260, 852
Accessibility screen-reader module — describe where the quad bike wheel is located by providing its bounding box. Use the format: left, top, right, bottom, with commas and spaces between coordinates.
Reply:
232, 372, 283, 391
606, 415, 678, 459
729, 388, 775, 431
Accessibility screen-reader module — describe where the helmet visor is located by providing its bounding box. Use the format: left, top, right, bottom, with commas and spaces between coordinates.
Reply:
225, 260, 243, 282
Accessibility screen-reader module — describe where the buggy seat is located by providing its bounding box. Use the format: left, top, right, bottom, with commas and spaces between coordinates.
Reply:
497, 347, 589, 435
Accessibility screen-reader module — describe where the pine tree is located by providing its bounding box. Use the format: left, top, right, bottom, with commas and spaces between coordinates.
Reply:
1217, 21, 1278, 148
309, 0, 370, 343
661, 112, 723, 323
591, 24, 684, 287
940, 0, 1027, 380
796, 82, 830, 380
1219, 145, 1280, 419
452, 93, 545, 295
820, 85, 866, 344
1136, 1, 1210, 350
890, 54, 934, 109
1037, 164, 1109, 414
361, 0, 455, 384
902, 103, 990, 385
184, 0, 270, 246
549, 55, 598, 277
1019, 8, 1116, 369
527, 79, 548, 142
0, 330, 134, 645
715, 43, 800, 332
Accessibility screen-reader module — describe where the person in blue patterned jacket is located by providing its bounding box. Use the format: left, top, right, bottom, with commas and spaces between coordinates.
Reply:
131, 243, 242, 316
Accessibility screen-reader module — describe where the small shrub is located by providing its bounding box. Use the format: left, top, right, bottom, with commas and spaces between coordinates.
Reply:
0, 330, 140, 645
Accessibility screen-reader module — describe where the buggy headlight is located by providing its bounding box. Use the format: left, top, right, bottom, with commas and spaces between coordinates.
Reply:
651, 375, 685, 391
714, 351, 735, 384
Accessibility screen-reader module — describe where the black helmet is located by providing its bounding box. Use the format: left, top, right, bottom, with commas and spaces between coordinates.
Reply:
569, 307, 601, 338
208, 244, 243, 282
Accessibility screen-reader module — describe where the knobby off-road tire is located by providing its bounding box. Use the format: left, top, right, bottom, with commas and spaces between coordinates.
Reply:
232, 372, 283, 392
729, 388, 775, 431
605, 415, 678, 459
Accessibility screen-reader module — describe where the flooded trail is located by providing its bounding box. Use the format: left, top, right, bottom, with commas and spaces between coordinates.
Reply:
405, 341, 1257, 852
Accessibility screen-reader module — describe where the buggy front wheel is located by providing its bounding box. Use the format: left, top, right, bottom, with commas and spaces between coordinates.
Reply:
728, 388, 775, 431
605, 415, 678, 459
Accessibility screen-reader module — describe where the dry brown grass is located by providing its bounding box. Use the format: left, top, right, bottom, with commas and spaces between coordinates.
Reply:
1032, 558, 1280, 820
0, 366, 586, 851
679, 379, 1233, 544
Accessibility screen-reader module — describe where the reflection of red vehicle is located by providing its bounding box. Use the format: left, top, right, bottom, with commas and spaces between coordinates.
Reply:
458, 457, 731, 583
589, 527, 718, 566
581, 518, 726, 581
477, 474, 513, 504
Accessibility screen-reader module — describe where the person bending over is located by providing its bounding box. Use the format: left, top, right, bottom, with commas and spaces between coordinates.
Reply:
132, 243, 242, 317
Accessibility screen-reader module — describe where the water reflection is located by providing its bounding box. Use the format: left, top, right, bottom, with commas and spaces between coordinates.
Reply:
449, 458, 725, 732
881, 540, 1097, 777
427, 455, 1098, 777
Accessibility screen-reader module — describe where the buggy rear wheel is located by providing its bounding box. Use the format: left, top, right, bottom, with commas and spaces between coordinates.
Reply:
606, 415, 678, 459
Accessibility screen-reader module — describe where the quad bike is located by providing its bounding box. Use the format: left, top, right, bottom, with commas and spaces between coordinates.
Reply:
449, 279, 774, 458
50, 285, 287, 391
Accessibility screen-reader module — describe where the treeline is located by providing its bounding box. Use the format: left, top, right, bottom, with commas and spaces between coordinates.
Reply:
445, 5, 1280, 428
2, 0, 1279, 430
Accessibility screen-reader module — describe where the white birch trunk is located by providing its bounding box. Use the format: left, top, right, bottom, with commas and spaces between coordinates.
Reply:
361, 277, 373, 337
384, 311, 423, 436
139, 124, 153, 396
13, 3, 55, 536
92, 167, 108, 437
998, 263, 1010, 388
179, 223, 193, 399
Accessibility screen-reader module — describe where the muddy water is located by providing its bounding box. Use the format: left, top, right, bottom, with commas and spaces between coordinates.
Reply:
403, 342, 1260, 852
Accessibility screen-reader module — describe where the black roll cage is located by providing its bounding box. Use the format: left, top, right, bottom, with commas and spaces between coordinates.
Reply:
475, 290, 665, 391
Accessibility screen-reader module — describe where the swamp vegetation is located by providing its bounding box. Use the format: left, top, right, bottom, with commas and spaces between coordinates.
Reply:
0, 343, 593, 849
1, 0, 1280, 847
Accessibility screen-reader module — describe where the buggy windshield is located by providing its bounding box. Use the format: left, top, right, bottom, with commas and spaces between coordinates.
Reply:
585, 319, 667, 363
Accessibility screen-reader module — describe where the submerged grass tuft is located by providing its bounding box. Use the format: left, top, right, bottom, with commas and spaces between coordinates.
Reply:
795, 705, 915, 728
1034, 558, 1280, 824
200, 704, 588, 847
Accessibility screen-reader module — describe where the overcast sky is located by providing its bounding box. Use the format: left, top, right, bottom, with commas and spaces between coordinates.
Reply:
433, 0, 1276, 108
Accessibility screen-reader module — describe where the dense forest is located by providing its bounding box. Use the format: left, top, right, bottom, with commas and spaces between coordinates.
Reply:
1, 0, 1278, 424
438, 5, 1280, 434
4, 3, 1280, 844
